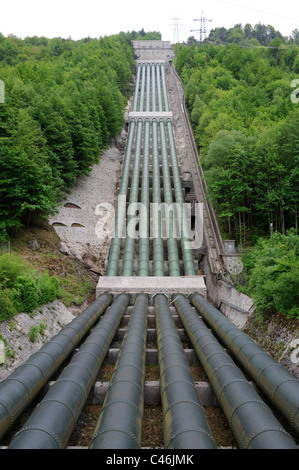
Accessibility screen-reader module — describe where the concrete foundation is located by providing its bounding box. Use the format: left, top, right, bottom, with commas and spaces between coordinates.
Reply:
96, 275, 206, 300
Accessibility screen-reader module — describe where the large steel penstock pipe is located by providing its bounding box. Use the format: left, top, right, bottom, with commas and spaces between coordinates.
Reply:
190, 292, 299, 437
0, 293, 112, 442
174, 294, 298, 449
89, 294, 148, 449
154, 294, 217, 449
8, 294, 130, 449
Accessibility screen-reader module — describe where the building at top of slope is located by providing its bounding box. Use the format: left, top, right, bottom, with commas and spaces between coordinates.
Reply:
132, 40, 175, 63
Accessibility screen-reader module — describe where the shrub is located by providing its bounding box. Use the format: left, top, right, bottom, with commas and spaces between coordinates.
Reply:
0, 287, 17, 322
0, 253, 61, 321
0, 253, 32, 288
28, 325, 39, 343
37, 273, 59, 304
244, 230, 299, 319
13, 275, 39, 313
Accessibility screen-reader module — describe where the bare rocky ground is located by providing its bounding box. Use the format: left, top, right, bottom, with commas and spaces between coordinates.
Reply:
48, 97, 132, 275
0, 301, 75, 381
49, 144, 124, 275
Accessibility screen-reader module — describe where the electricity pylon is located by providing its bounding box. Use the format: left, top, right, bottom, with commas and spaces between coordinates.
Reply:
191, 11, 212, 42
170, 17, 183, 44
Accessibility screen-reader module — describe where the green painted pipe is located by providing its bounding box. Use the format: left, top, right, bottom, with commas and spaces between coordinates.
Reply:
152, 118, 165, 276
146, 63, 151, 112
160, 118, 181, 276
8, 294, 130, 449
166, 119, 196, 276
0, 293, 112, 442
106, 119, 136, 276
119, 64, 147, 276
157, 63, 194, 276
151, 63, 156, 112
156, 64, 164, 111
154, 294, 217, 449
174, 294, 298, 449
139, 64, 146, 112
161, 65, 195, 276
107, 62, 144, 276
122, 119, 143, 276
132, 64, 141, 112
138, 118, 150, 276
160, 64, 170, 112
89, 294, 148, 449
138, 66, 150, 276
190, 292, 299, 437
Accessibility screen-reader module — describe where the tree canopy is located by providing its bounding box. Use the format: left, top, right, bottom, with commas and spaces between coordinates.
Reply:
174, 37, 299, 244
0, 32, 136, 239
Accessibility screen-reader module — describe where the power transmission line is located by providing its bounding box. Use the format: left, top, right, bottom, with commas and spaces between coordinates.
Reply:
213, 0, 299, 23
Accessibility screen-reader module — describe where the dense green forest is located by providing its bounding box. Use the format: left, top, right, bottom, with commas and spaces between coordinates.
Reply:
189, 23, 299, 47
174, 30, 299, 242
174, 26, 299, 318
0, 32, 137, 241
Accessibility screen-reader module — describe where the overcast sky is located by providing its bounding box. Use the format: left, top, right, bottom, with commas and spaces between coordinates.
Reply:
1, 0, 299, 42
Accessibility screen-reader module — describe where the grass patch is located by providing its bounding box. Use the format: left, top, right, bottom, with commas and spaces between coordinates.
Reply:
1, 224, 98, 320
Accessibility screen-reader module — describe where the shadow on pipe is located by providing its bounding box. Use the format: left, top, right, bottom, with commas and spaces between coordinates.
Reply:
155, 294, 217, 449
0, 293, 112, 443
190, 293, 299, 438
89, 294, 148, 449
7, 294, 129, 449
173, 294, 297, 449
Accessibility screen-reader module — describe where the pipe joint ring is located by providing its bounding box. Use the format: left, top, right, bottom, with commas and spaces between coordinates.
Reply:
55, 376, 89, 399
159, 362, 191, 380
0, 398, 15, 427
112, 363, 145, 378
4, 376, 33, 402
108, 379, 144, 394
161, 378, 196, 396
228, 397, 269, 427
167, 427, 214, 448
256, 362, 283, 391
163, 399, 204, 418
40, 396, 79, 422
13, 424, 63, 448
69, 354, 102, 379
270, 377, 299, 404
20, 362, 47, 383
92, 427, 139, 447
210, 363, 240, 384
243, 426, 293, 449
217, 377, 251, 403
102, 399, 142, 417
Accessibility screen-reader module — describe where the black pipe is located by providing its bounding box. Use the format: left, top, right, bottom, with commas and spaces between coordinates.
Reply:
7, 294, 129, 449
154, 294, 217, 449
173, 294, 298, 449
0, 293, 112, 442
89, 294, 148, 449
